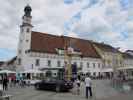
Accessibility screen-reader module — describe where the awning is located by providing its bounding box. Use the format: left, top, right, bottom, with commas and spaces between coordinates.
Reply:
101, 68, 113, 72
21, 69, 43, 74
117, 66, 133, 70
0, 70, 16, 74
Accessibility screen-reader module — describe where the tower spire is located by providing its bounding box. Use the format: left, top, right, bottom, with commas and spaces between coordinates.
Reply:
24, 4, 32, 17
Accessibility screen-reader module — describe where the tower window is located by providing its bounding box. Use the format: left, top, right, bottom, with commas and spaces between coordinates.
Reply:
27, 28, 30, 33
18, 58, 21, 65
18, 50, 21, 54
21, 28, 24, 33
20, 39, 22, 42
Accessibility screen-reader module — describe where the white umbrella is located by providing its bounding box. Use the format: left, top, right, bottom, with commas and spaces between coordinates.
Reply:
0, 70, 16, 74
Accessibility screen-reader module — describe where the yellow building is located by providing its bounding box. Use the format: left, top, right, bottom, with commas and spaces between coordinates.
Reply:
93, 42, 123, 78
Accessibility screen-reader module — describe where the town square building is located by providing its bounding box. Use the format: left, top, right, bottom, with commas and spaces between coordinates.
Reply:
15, 5, 133, 79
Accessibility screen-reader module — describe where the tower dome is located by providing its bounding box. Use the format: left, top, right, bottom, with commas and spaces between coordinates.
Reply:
24, 5, 32, 17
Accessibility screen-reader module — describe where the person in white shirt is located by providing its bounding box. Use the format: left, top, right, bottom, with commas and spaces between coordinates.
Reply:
85, 74, 92, 98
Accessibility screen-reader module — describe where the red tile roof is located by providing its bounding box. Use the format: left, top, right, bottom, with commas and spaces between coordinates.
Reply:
30, 31, 101, 58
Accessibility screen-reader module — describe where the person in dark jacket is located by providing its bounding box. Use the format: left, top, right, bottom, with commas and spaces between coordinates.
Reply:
3, 76, 8, 90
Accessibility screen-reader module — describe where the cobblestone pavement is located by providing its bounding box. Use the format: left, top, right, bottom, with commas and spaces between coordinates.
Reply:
4, 80, 133, 100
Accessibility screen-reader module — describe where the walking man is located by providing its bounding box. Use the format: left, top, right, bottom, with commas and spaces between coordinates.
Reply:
85, 74, 92, 99
3, 76, 8, 90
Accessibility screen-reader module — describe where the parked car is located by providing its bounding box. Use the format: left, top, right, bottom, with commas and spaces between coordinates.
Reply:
34, 78, 73, 92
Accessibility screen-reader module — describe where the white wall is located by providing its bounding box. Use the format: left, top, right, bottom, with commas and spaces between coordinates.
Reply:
16, 52, 102, 77
124, 59, 133, 68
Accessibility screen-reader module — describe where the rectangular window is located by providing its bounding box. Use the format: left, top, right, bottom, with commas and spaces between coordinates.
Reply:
48, 60, 51, 67
19, 50, 21, 54
87, 62, 89, 68
27, 28, 30, 33
98, 63, 100, 68
99, 72, 100, 76
35, 59, 40, 66
80, 62, 83, 68
93, 72, 96, 76
93, 63, 95, 68
57, 61, 61, 67
26, 40, 29, 42
21, 28, 24, 33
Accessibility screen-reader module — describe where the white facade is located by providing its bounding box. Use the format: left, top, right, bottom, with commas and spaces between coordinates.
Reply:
123, 59, 133, 69
17, 51, 102, 77
16, 5, 102, 77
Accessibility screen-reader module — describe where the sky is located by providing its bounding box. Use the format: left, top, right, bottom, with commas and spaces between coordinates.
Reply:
0, 0, 133, 61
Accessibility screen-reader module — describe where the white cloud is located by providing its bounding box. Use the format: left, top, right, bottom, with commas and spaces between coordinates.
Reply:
67, 31, 78, 38
127, 21, 133, 33
0, 0, 133, 61
66, 0, 133, 51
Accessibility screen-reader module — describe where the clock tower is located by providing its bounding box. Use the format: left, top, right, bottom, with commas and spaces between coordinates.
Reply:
17, 5, 33, 71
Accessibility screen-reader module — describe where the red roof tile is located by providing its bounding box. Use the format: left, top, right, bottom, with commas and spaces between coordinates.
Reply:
30, 31, 101, 58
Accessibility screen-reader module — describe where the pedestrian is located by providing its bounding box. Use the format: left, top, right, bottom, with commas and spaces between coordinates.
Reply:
85, 74, 92, 99
3, 76, 8, 91
8, 77, 12, 87
0, 75, 2, 84
76, 78, 80, 95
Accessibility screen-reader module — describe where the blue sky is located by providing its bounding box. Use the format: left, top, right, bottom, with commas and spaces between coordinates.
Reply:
0, 48, 16, 61
0, 0, 133, 61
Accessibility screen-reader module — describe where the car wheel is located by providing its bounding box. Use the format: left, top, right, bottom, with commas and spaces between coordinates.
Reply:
35, 84, 40, 90
55, 85, 60, 92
